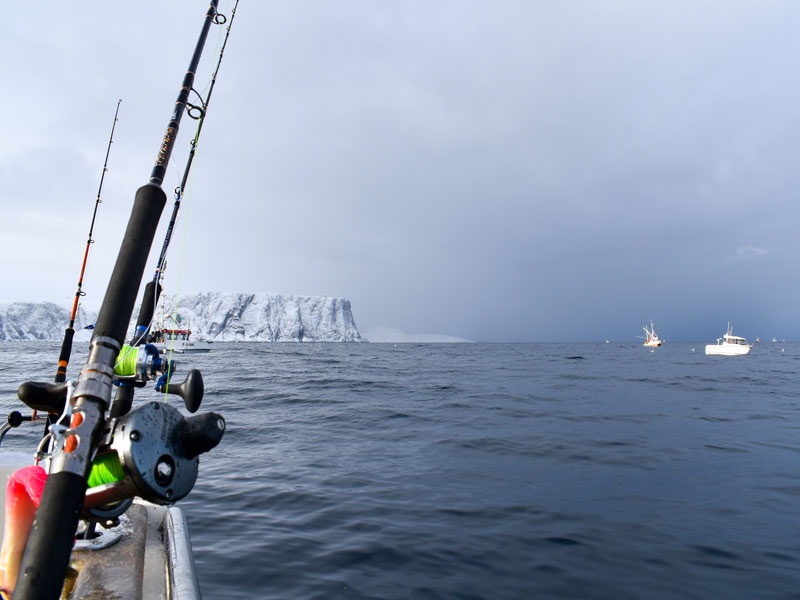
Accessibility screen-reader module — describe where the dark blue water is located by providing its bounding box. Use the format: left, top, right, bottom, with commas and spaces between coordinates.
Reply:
2, 342, 800, 599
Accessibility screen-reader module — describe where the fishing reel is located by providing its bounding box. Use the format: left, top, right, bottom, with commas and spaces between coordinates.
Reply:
14, 347, 200, 419
12, 343, 178, 423
83, 400, 225, 517
13, 348, 223, 522
84, 350, 223, 518
114, 343, 174, 389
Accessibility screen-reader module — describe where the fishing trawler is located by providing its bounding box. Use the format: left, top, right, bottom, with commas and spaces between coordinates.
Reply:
148, 305, 212, 354
0, 2, 238, 598
642, 321, 662, 347
705, 323, 752, 356
150, 326, 211, 353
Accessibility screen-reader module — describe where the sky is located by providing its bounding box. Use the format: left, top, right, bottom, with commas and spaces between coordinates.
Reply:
3, 1, 800, 342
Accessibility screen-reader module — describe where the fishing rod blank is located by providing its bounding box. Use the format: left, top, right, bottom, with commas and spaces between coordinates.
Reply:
13, 3, 220, 598
132, 0, 239, 347
55, 99, 122, 384
156, 0, 239, 284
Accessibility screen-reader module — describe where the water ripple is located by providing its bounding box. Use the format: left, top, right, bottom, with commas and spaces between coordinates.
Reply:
2, 341, 800, 598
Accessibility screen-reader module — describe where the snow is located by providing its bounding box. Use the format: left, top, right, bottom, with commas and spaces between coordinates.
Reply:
152, 293, 363, 342
0, 293, 363, 343
0, 302, 95, 341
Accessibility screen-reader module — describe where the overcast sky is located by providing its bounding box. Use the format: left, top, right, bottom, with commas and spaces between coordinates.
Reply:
3, 1, 800, 342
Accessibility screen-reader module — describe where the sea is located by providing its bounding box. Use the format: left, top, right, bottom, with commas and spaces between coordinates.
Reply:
0, 341, 799, 599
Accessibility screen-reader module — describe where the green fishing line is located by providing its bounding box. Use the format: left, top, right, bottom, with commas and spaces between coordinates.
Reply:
114, 345, 138, 377
88, 452, 125, 487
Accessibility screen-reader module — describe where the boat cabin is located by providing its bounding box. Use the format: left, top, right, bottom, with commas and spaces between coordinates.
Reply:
149, 328, 192, 344
722, 334, 748, 346
162, 328, 192, 341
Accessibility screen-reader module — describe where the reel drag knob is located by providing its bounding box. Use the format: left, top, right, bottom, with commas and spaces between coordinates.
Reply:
163, 369, 204, 413
181, 412, 225, 458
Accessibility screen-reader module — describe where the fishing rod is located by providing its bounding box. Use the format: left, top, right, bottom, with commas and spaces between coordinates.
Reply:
13, 3, 228, 598
55, 99, 122, 384
131, 0, 239, 349
1, 103, 123, 445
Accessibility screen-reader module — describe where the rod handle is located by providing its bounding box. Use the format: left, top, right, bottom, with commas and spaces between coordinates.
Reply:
13, 472, 87, 600
93, 184, 166, 346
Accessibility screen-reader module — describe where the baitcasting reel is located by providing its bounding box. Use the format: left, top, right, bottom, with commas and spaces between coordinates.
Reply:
84, 399, 225, 514
11, 348, 224, 522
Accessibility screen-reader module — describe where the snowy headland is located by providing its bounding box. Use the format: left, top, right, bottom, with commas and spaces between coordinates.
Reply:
0, 293, 364, 343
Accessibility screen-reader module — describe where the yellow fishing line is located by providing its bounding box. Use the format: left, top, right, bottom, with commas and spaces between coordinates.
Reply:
162, 4, 227, 396
113, 345, 138, 377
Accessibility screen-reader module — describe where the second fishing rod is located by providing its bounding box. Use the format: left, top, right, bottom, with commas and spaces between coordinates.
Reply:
55, 99, 122, 385
113, 0, 239, 419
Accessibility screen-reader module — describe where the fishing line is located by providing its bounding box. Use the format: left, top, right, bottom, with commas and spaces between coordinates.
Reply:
157, 0, 237, 282
130, 0, 240, 347
161, 1, 235, 367
163, 56, 210, 360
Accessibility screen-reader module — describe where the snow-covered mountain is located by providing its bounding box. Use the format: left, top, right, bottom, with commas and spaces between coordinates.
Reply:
0, 293, 363, 342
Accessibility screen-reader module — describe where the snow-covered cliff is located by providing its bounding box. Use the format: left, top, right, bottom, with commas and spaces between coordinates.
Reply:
151, 293, 363, 342
0, 293, 363, 342
0, 302, 95, 341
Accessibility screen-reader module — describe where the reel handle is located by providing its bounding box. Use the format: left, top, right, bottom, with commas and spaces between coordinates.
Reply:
164, 369, 204, 413
0, 411, 34, 447
7, 411, 31, 428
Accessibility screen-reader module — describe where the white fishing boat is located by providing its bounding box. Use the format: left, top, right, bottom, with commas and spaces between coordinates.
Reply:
642, 321, 662, 347
150, 326, 212, 354
705, 323, 752, 356
148, 297, 211, 354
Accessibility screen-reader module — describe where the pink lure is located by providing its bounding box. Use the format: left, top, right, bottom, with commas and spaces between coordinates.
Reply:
0, 466, 48, 595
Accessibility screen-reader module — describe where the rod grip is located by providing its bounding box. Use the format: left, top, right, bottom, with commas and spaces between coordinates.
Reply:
93, 184, 166, 345
13, 472, 87, 600
54, 327, 75, 383
109, 384, 135, 419
131, 280, 162, 345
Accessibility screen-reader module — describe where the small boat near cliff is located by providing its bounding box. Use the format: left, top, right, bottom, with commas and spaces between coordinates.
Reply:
147, 292, 211, 354
149, 324, 212, 354
705, 323, 752, 356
